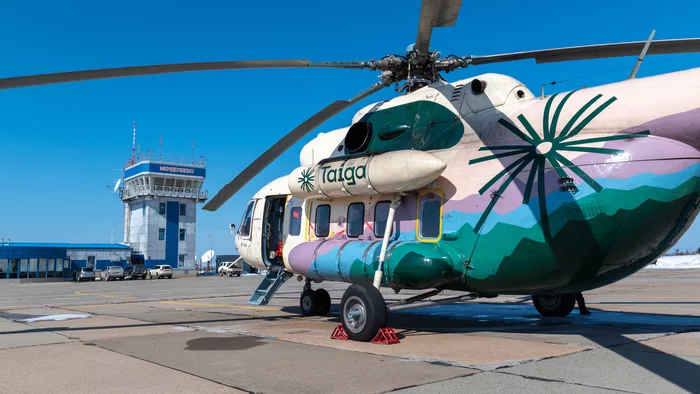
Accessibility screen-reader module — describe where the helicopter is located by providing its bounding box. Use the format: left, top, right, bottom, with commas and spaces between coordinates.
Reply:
3, 0, 700, 342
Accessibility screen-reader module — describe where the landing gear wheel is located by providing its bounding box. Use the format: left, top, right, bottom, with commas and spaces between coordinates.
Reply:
300, 289, 320, 316
532, 294, 576, 317
340, 284, 387, 342
315, 288, 331, 316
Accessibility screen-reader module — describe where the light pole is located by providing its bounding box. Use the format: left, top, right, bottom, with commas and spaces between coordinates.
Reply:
208, 234, 213, 269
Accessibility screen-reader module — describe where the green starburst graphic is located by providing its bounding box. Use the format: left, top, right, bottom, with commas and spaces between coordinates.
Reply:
469, 91, 649, 237
298, 167, 316, 193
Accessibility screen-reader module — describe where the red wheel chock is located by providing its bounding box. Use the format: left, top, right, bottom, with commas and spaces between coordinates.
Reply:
371, 327, 399, 344
330, 324, 349, 340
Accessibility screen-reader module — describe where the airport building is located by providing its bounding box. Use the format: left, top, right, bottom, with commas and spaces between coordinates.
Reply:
1, 128, 212, 280
0, 242, 130, 280
118, 146, 208, 270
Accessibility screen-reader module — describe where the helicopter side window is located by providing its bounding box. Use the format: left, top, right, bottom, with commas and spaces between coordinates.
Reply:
347, 203, 365, 238
239, 200, 255, 238
374, 201, 392, 238
315, 205, 330, 238
289, 207, 302, 236
418, 191, 443, 241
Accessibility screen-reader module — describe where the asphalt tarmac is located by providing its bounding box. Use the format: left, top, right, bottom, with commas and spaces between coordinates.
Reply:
0, 269, 698, 393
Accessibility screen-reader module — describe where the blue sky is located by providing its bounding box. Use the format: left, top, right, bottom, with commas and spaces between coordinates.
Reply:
1, 0, 700, 258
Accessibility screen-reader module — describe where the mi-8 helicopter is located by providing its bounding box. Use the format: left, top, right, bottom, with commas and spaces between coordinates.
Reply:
3, 0, 700, 342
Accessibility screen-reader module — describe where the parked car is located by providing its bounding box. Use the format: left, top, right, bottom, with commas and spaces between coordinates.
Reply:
219, 259, 243, 277
149, 265, 173, 279
102, 266, 125, 281
74, 267, 96, 282
124, 263, 148, 280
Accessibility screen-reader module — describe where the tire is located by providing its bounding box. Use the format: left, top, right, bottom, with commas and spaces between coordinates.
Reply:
532, 294, 576, 317
315, 288, 331, 316
340, 283, 387, 342
300, 289, 320, 316
235, 272, 241, 277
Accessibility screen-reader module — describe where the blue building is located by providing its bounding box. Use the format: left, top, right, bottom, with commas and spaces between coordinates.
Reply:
0, 242, 131, 280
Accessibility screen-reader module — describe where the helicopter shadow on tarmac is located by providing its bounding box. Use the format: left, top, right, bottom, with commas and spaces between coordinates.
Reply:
278, 299, 700, 391
391, 302, 700, 392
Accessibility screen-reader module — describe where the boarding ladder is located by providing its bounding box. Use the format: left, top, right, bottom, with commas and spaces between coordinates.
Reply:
248, 267, 293, 305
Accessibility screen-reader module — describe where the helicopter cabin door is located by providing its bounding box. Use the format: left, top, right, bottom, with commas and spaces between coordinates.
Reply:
261, 195, 287, 267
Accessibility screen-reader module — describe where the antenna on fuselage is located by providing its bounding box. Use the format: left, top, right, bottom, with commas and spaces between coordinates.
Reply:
629, 30, 656, 79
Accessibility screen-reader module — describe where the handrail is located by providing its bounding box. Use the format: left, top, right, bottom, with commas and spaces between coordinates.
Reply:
119, 185, 208, 200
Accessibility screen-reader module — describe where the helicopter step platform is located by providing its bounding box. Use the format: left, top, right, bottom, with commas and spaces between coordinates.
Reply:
248, 268, 293, 306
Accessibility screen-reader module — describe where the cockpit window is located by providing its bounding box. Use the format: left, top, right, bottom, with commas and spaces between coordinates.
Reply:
239, 200, 255, 238
289, 207, 302, 236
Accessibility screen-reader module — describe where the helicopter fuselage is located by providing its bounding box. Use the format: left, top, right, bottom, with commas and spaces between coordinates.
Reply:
235, 68, 700, 296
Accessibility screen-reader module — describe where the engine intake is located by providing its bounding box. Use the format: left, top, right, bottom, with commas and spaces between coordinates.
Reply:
344, 121, 373, 153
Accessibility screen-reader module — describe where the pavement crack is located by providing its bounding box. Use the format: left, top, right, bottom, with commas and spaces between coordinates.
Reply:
381, 371, 484, 393
87, 342, 255, 393
494, 370, 642, 393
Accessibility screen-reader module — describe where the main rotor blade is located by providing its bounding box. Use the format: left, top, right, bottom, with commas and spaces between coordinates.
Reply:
469, 38, 700, 65
202, 80, 390, 211
0, 60, 372, 90
415, 0, 463, 59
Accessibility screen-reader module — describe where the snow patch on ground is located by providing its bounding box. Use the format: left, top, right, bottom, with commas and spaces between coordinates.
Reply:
645, 255, 700, 269
24, 314, 92, 323
244, 270, 267, 276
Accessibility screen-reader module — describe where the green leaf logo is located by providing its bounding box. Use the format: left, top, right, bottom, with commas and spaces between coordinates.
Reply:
298, 167, 316, 193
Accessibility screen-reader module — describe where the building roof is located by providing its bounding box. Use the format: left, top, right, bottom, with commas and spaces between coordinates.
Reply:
0, 243, 131, 250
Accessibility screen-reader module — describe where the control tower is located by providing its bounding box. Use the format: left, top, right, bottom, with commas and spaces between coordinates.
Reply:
118, 130, 207, 270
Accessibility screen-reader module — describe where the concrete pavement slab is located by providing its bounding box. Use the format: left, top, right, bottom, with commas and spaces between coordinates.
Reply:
93, 330, 475, 394
499, 345, 700, 393
0, 320, 74, 349
0, 331, 73, 350
27, 315, 181, 341
224, 319, 587, 370
1, 307, 90, 317
620, 332, 700, 356
0, 342, 241, 394
393, 371, 626, 393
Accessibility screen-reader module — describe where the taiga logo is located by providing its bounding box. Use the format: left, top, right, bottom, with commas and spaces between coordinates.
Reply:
320, 164, 366, 185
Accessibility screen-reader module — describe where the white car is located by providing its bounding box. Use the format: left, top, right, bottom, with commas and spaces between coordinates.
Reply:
149, 265, 173, 279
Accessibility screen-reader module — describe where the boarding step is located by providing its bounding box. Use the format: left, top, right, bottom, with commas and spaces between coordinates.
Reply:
248, 268, 293, 306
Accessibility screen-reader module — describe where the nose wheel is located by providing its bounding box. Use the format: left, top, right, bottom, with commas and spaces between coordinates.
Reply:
300, 288, 332, 316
